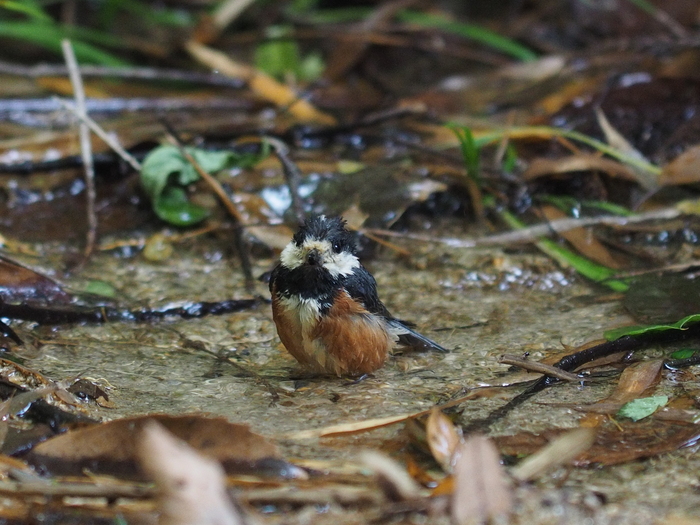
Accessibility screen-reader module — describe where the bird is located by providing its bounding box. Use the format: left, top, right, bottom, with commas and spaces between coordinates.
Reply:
269, 215, 447, 376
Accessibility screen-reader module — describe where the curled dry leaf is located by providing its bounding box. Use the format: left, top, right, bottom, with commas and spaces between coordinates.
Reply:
358, 450, 422, 503
426, 408, 462, 473
577, 359, 663, 418
522, 155, 639, 182
139, 420, 245, 525
0, 256, 72, 303
26, 414, 304, 480
511, 427, 596, 481
451, 435, 512, 525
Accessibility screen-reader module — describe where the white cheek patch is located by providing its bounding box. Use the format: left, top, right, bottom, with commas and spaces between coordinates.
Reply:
280, 241, 304, 269
323, 250, 360, 277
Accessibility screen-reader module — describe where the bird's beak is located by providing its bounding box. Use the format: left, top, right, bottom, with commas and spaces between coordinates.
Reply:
306, 248, 323, 266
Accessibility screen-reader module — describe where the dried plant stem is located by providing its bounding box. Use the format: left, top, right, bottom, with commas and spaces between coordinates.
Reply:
364, 206, 681, 248
54, 98, 142, 172
498, 354, 582, 382
61, 40, 96, 263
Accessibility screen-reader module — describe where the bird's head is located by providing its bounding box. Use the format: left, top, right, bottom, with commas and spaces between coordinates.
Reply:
279, 215, 359, 277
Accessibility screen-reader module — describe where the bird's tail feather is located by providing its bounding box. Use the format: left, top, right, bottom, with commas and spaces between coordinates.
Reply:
387, 319, 448, 353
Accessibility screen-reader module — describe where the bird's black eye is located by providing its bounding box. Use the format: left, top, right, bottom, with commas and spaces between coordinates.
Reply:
332, 241, 342, 253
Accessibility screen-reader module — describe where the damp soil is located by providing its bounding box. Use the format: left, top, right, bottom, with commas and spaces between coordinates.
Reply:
8, 224, 697, 525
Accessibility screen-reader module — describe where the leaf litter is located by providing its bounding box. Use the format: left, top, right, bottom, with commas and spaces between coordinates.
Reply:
5, 1, 700, 524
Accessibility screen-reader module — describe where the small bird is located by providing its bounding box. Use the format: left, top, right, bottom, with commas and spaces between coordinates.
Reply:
269, 215, 447, 376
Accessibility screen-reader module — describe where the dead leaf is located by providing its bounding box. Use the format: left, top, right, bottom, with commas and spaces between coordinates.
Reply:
495, 419, 700, 466
537, 205, 623, 269
660, 144, 700, 185
451, 435, 512, 525
0, 256, 71, 303
595, 107, 657, 190
522, 154, 639, 182
359, 450, 422, 502
138, 421, 245, 525
577, 359, 663, 419
511, 427, 596, 481
27, 414, 302, 479
426, 408, 461, 473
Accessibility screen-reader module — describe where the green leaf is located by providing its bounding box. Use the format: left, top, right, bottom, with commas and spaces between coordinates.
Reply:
670, 348, 697, 360
156, 187, 209, 226
255, 26, 302, 80
140, 145, 265, 227
84, 280, 117, 298
617, 396, 668, 421
604, 313, 700, 341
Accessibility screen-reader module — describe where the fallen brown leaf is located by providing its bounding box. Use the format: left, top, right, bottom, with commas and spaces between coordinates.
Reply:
495, 419, 700, 466
451, 435, 512, 525
426, 408, 461, 473
139, 420, 245, 525
511, 427, 596, 481
27, 414, 301, 479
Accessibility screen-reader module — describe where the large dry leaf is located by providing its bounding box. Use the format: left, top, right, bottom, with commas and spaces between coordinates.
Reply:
495, 419, 700, 466
451, 435, 512, 525
0, 256, 71, 303
138, 421, 244, 525
27, 414, 297, 479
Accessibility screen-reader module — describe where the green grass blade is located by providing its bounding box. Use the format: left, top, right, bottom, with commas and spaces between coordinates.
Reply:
499, 208, 629, 292
0, 0, 52, 22
398, 10, 538, 62
0, 22, 128, 65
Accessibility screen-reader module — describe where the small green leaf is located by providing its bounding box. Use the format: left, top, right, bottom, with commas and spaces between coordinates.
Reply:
670, 348, 697, 360
617, 396, 668, 421
156, 187, 209, 227
604, 313, 700, 341
449, 125, 481, 184
84, 280, 117, 298
255, 26, 302, 80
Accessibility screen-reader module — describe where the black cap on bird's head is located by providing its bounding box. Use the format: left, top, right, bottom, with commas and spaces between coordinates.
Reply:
293, 216, 356, 254
280, 215, 360, 277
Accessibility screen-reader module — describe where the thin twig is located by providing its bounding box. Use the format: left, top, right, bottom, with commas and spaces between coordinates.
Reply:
0, 479, 153, 499
264, 136, 305, 224
54, 98, 142, 172
62, 40, 97, 264
164, 135, 244, 223
498, 354, 582, 382
163, 134, 256, 290
363, 206, 682, 248
212, 0, 257, 30
0, 97, 251, 118
0, 60, 244, 88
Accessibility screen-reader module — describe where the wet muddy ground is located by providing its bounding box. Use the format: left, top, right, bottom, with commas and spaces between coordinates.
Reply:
10, 225, 696, 524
